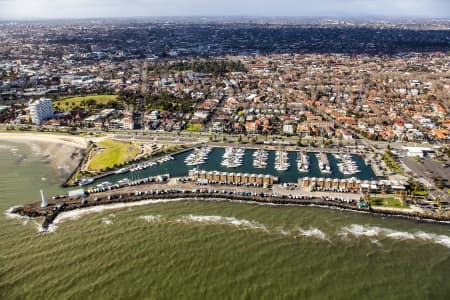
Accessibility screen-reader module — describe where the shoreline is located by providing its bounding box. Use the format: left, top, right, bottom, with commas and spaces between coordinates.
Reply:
0, 132, 91, 179
10, 192, 450, 233
2, 132, 448, 228
0, 132, 90, 149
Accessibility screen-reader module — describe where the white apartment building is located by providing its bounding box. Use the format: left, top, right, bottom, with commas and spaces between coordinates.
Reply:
29, 98, 54, 124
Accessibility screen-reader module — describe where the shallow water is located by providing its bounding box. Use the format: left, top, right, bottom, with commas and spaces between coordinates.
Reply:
0, 141, 449, 299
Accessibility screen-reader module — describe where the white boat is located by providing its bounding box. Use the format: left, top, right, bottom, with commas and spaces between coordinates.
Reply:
275, 150, 290, 171
96, 181, 112, 188
297, 152, 310, 172
79, 178, 94, 186
335, 154, 360, 175
117, 178, 130, 185
221, 147, 245, 168
317, 152, 332, 174
115, 167, 129, 174
253, 150, 268, 169
184, 146, 211, 166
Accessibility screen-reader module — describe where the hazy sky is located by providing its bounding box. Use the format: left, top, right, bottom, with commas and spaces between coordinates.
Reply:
0, 0, 449, 19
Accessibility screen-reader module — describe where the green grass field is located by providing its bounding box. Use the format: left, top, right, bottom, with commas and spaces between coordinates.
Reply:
185, 123, 202, 132
414, 191, 428, 196
53, 95, 119, 110
87, 139, 140, 172
370, 197, 409, 208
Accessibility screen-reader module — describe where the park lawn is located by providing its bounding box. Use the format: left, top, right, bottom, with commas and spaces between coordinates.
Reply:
370, 197, 409, 209
185, 123, 202, 132
382, 152, 404, 174
53, 94, 119, 110
414, 190, 427, 196
87, 139, 140, 172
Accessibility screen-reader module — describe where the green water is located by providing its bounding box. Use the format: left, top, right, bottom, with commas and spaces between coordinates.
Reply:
1, 142, 449, 300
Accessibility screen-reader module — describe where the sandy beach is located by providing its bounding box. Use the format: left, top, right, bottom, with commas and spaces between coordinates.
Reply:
0, 132, 92, 178
0, 132, 89, 148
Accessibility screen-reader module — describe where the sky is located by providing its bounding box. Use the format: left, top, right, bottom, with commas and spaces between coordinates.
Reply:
0, 0, 449, 19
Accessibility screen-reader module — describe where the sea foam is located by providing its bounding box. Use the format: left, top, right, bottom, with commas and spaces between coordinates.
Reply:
339, 224, 450, 249
176, 215, 267, 231
139, 215, 164, 222
4, 206, 30, 221
44, 199, 185, 233
298, 228, 329, 241
101, 218, 113, 225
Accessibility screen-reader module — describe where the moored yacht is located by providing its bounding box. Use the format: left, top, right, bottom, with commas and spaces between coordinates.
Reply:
297, 151, 310, 172
335, 154, 360, 175
253, 149, 268, 169
275, 150, 290, 171
79, 178, 94, 186
184, 146, 211, 166
221, 147, 245, 168
316, 152, 331, 174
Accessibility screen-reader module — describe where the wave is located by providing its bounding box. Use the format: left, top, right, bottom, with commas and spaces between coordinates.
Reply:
139, 215, 164, 222
4, 206, 31, 222
339, 224, 450, 249
37, 222, 57, 233
101, 218, 113, 225
298, 228, 329, 241
44, 199, 186, 233
176, 215, 267, 231
278, 229, 290, 236
414, 231, 450, 249
0, 145, 19, 152
9, 201, 449, 249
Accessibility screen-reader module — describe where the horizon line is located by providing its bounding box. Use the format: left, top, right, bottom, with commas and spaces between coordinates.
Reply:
1, 15, 449, 22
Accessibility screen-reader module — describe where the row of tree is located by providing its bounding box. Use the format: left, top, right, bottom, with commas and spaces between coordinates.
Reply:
148, 60, 247, 75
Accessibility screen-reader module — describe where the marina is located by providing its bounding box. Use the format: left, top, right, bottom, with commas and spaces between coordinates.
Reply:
334, 154, 360, 175
116, 155, 174, 174
84, 147, 378, 187
184, 146, 211, 166
2, 141, 450, 300
221, 147, 245, 168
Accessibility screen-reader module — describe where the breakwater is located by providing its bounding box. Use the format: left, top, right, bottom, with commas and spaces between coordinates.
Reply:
12, 190, 450, 232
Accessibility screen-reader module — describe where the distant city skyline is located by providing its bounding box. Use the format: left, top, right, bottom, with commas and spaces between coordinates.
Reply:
0, 0, 449, 20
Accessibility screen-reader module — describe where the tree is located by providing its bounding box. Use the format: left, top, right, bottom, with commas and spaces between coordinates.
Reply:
86, 99, 97, 108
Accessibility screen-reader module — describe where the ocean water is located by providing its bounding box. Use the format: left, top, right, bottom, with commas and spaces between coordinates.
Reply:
0, 141, 449, 299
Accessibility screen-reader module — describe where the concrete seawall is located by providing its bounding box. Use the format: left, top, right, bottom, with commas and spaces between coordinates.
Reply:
12, 191, 450, 232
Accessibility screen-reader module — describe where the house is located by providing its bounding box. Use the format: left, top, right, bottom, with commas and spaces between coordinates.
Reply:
283, 123, 294, 135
